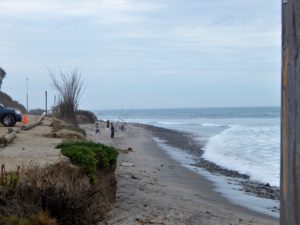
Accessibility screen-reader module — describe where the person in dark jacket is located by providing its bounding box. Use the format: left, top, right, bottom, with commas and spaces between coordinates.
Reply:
111, 123, 115, 138
95, 122, 100, 133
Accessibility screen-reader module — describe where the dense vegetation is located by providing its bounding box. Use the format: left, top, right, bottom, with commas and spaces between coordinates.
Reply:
57, 141, 118, 182
0, 161, 117, 225
1, 141, 119, 225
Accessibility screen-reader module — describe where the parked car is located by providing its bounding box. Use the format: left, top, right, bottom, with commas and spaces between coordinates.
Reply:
0, 104, 23, 127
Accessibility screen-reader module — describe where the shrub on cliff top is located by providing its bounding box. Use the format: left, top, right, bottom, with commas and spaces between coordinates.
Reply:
0, 162, 114, 225
57, 141, 118, 182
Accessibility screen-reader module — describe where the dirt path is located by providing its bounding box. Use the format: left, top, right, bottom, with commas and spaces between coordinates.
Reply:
0, 117, 63, 171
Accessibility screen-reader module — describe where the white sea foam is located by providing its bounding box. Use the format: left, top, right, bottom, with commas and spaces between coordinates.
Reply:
203, 123, 280, 187
201, 123, 224, 127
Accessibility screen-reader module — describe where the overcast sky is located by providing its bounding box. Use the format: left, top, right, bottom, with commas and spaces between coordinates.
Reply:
0, 0, 281, 110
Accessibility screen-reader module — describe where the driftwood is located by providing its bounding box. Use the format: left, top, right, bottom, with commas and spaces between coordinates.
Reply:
9, 127, 20, 134
0, 131, 17, 146
13, 127, 20, 133
21, 115, 46, 131
281, 0, 300, 224
4, 131, 16, 144
0, 126, 20, 147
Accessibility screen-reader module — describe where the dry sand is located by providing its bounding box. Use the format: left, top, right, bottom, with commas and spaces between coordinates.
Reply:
83, 122, 278, 225
0, 117, 63, 171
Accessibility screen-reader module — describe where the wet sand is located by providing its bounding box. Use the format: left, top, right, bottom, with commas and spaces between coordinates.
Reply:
139, 124, 280, 202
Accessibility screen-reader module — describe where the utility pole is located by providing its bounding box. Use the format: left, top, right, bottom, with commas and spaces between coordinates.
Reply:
45, 91, 47, 116
281, 0, 300, 224
26, 78, 29, 112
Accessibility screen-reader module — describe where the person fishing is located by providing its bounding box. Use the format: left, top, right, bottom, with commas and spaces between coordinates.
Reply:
95, 122, 100, 133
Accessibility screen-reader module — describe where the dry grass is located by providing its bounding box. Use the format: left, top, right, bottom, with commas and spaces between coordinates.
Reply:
0, 161, 117, 225
3, 212, 58, 225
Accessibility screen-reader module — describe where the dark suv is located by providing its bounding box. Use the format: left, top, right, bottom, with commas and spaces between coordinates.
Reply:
0, 104, 23, 127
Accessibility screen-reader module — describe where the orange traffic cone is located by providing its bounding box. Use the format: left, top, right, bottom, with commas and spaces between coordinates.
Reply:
22, 115, 28, 125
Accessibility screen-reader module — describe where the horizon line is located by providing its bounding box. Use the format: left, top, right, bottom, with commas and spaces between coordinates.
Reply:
89, 105, 281, 111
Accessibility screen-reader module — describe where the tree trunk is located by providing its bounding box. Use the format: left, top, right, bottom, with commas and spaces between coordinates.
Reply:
281, 0, 300, 224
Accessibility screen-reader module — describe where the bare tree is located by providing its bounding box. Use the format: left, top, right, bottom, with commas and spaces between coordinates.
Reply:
49, 68, 83, 125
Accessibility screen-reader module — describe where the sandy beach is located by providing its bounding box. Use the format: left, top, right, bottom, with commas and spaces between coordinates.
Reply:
83, 122, 279, 225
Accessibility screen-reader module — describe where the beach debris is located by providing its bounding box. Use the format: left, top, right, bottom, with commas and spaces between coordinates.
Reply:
135, 218, 165, 225
119, 147, 133, 154
131, 175, 139, 180
119, 162, 135, 167
168, 165, 174, 169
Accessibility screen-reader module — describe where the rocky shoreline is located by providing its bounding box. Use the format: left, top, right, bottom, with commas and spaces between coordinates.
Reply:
136, 124, 280, 204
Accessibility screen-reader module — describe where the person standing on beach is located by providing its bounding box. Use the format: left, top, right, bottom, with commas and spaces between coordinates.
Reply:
107, 120, 110, 128
111, 123, 115, 138
121, 124, 126, 131
95, 122, 100, 133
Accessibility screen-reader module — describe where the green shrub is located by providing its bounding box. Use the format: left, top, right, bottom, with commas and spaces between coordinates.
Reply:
61, 146, 98, 181
57, 141, 118, 182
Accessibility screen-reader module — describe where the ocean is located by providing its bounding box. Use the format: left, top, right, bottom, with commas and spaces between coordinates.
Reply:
93, 107, 280, 187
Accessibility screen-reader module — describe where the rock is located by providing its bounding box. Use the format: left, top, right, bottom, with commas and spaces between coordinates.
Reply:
119, 162, 135, 167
